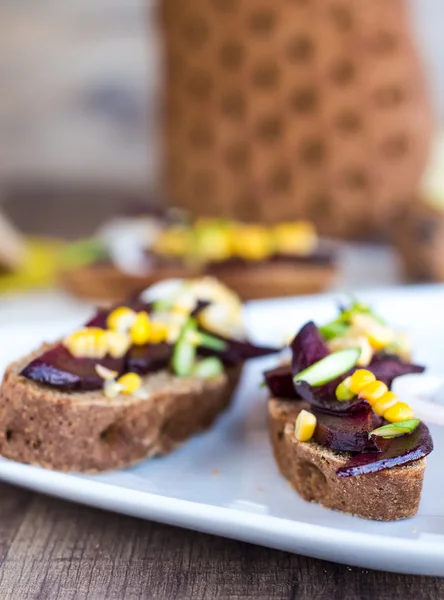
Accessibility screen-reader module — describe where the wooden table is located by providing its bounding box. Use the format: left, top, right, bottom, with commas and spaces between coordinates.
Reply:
0, 483, 442, 599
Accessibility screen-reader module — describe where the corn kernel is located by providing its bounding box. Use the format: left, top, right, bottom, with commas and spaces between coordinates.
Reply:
106, 331, 131, 358
359, 380, 388, 405
153, 227, 191, 257
383, 402, 414, 423
65, 328, 108, 359
273, 222, 317, 256
328, 335, 373, 367
231, 225, 273, 261
149, 321, 168, 344
117, 372, 142, 395
95, 364, 119, 380
130, 312, 151, 346
351, 314, 393, 351
349, 369, 376, 395
294, 409, 317, 442
372, 391, 399, 416
107, 307, 136, 333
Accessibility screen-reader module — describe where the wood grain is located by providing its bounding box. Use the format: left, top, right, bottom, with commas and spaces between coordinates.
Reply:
0, 484, 442, 599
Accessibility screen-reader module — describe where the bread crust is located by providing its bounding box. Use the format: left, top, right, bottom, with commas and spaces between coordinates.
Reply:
269, 397, 426, 521
61, 260, 335, 303
0, 348, 241, 473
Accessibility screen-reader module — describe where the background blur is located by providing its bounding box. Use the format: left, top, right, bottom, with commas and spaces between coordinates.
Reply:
0, 0, 442, 239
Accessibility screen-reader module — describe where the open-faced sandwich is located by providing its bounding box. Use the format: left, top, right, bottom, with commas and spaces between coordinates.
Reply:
60, 213, 336, 302
0, 277, 278, 472
265, 299, 433, 520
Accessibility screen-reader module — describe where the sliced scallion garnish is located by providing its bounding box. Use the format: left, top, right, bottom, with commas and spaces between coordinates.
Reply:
294, 347, 360, 387
369, 419, 420, 439
192, 357, 224, 379
172, 319, 198, 377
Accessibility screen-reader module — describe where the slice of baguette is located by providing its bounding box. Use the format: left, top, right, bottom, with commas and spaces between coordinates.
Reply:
0, 346, 241, 473
269, 397, 426, 521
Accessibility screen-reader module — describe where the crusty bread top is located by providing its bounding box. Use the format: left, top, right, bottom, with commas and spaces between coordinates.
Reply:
5, 343, 230, 408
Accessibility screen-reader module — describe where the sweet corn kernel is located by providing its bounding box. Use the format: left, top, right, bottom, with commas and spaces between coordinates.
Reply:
231, 225, 273, 261
349, 369, 376, 395
149, 321, 168, 344
328, 335, 373, 367
153, 227, 190, 257
384, 402, 414, 423
107, 307, 136, 333
65, 328, 108, 359
106, 330, 131, 358
130, 311, 151, 346
372, 391, 399, 416
294, 409, 317, 442
273, 222, 317, 256
194, 227, 232, 262
95, 364, 119, 380
359, 380, 388, 405
351, 314, 393, 351
117, 372, 142, 395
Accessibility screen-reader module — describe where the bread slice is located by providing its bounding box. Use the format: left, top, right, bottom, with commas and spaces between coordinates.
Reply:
208, 261, 336, 300
61, 260, 335, 303
0, 346, 241, 473
59, 262, 197, 303
269, 397, 426, 521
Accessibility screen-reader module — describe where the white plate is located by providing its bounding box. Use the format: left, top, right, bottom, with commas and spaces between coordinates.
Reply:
1, 285, 444, 576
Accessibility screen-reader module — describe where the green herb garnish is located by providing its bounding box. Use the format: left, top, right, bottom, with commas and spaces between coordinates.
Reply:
192, 357, 224, 379
193, 331, 227, 351
172, 319, 198, 377
294, 348, 360, 387
369, 419, 420, 439
335, 376, 355, 401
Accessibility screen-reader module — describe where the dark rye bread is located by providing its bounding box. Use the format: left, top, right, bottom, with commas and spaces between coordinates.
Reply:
0, 346, 241, 473
61, 259, 335, 303
207, 261, 336, 301
269, 398, 426, 521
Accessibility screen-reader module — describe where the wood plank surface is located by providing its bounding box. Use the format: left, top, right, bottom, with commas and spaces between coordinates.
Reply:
0, 484, 442, 600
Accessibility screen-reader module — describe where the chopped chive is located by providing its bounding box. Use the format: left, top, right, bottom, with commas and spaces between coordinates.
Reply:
335, 377, 355, 401
194, 331, 227, 351
319, 320, 349, 341
192, 357, 224, 379
294, 347, 360, 387
172, 319, 198, 377
369, 419, 420, 439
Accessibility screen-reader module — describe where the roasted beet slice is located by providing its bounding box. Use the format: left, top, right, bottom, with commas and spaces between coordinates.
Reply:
295, 381, 369, 414
125, 343, 172, 375
313, 410, 382, 452
291, 321, 329, 375
199, 331, 279, 366
86, 300, 154, 328
337, 422, 433, 477
21, 344, 125, 391
264, 364, 297, 399
369, 353, 424, 387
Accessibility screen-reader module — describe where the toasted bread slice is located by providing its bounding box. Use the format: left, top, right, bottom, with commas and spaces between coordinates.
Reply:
61, 260, 335, 303
269, 397, 426, 521
208, 261, 336, 300
59, 262, 197, 303
0, 346, 241, 473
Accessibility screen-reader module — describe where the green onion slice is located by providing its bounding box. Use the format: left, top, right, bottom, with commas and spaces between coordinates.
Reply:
294, 348, 360, 387
369, 419, 420, 439
172, 319, 198, 377
192, 357, 224, 379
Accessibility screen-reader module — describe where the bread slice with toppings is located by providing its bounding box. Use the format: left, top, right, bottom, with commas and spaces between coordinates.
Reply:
269, 397, 426, 521
0, 345, 241, 473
